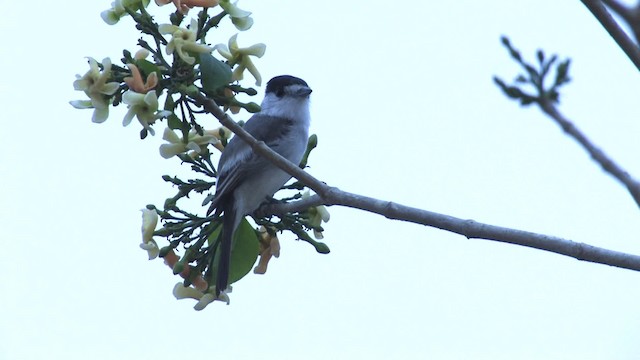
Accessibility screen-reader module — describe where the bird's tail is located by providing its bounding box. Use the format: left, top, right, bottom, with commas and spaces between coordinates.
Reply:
216, 205, 236, 296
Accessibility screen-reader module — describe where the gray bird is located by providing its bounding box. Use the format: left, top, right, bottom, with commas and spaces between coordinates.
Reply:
208, 75, 312, 295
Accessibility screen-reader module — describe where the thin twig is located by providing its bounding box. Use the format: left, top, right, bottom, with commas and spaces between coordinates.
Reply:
194, 93, 640, 272
581, 0, 640, 71
539, 99, 640, 207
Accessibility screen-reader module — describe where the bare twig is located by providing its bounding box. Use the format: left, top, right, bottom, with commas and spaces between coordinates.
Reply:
581, 0, 640, 71
601, 0, 640, 43
194, 93, 640, 272
539, 99, 640, 207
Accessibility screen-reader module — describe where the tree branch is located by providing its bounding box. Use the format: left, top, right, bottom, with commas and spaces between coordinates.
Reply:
539, 99, 640, 207
194, 93, 640, 273
601, 0, 640, 43
581, 0, 640, 71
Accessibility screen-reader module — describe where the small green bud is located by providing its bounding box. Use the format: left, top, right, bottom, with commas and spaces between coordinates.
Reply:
307, 134, 318, 148
172, 261, 185, 274
183, 85, 200, 98
244, 102, 261, 113
159, 246, 173, 258
314, 242, 331, 254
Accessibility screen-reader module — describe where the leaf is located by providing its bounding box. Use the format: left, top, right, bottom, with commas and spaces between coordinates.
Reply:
209, 218, 260, 285
536, 49, 545, 64
136, 59, 160, 78
167, 114, 182, 130
554, 59, 572, 86
199, 53, 232, 94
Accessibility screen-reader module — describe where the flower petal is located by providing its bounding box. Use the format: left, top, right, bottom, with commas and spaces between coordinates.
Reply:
92, 105, 110, 123
141, 208, 158, 243
173, 283, 204, 300
231, 15, 253, 31
194, 293, 216, 310
69, 100, 93, 109
159, 143, 187, 159
158, 24, 180, 34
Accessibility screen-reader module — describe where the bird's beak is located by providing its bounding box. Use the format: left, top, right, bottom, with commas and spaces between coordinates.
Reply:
294, 86, 312, 97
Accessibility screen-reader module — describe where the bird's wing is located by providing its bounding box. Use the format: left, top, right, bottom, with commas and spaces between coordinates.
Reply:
207, 115, 294, 213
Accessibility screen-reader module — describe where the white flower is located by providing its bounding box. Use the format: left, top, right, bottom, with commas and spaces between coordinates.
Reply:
219, 0, 253, 31
302, 190, 330, 239
159, 127, 229, 159
140, 240, 160, 260
101, 0, 151, 25
214, 34, 266, 85
173, 282, 205, 300
140, 208, 159, 259
141, 208, 159, 242
122, 90, 171, 135
70, 57, 120, 123
159, 19, 213, 65
173, 283, 230, 310
154, 0, 219, 14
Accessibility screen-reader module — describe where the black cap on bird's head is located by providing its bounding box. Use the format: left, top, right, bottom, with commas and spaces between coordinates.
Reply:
266, 75, 312, 98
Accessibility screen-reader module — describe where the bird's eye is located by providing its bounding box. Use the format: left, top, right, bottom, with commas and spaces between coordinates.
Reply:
276, 89, 285, 97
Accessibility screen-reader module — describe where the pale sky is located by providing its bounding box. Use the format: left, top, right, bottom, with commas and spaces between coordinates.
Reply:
2, 1, 640, 359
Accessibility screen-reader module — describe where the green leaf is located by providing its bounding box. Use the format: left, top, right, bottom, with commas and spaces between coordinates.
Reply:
554, 59, 571, 86
136, 59, 160, 77
167, 114, 182, 130
536, 49, 545, 64
200, 53, 232, 94
209, 218, 260, 285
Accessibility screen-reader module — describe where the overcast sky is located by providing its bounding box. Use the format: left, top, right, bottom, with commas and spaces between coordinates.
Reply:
2, 1, 640, 359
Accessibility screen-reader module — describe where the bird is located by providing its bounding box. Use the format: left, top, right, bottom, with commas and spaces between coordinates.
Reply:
207, 75, 312, 295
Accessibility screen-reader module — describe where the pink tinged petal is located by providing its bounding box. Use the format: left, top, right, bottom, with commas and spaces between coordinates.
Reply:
184, 0, 218, 7
270, 237, 281, 258
145, 72, 159, 90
